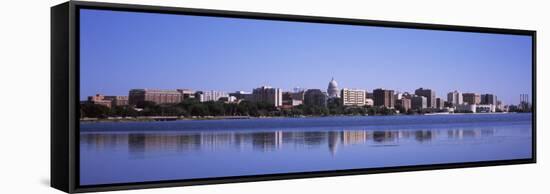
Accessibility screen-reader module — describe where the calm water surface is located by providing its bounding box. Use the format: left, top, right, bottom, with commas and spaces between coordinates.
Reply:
80, 113, 532, 185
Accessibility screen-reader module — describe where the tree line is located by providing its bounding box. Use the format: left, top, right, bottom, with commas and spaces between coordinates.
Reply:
82, 98, 526, 119
80, 98, 408, 119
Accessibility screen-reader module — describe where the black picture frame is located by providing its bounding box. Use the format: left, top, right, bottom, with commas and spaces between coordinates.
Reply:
51, 1, 537, 193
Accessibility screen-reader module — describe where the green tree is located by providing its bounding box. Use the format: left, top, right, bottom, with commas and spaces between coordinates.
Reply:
110, 105, 138, 117
80, 103, 110, 118
190, 104, 209, 116
205, 101, 225, 116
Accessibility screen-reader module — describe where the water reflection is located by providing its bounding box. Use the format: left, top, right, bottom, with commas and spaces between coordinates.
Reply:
81, 128, 497, 156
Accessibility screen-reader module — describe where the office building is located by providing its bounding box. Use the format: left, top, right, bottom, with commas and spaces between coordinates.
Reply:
341, 88, 366, 106
251, 86, 283, 107
481, 94, 497, 105
177, 89, 195, 100
396, 98, 411, 112
196, 90, 228, 102
129, 89, 182, 105
373, 88, 395, 108
104, 96, 129, 107
415, 88, 436, 108
87, 94, 113, 108
476, 104, 496, 113
411, 95, 427, 110
463, 93, 481, 105
447, 90, 463, 106
456, 104, 476, 113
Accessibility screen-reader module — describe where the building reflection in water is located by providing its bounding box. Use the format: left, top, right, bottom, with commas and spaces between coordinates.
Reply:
80, 128, 496, 156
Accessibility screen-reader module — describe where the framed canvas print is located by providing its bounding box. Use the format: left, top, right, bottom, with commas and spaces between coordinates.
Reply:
51, 1, 536, 193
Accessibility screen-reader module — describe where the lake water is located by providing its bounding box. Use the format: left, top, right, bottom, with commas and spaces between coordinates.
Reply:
80, 113, 533, 186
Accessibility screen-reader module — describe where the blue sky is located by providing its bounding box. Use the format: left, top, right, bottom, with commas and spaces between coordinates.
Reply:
79, 9, 532, 105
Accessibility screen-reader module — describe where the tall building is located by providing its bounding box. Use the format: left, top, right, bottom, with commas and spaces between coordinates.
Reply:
411, 95, 427, 110
327, 78, 340, 98
481, 94, 497, 105
129, 89, 182, 105
340, 88, 366, 106
462, 93, 481, 105
396, 98, 411, 112
251, 86, 283, 107
373, 88, 395, 108
435, 97, 445, 109
415, 88, 436, 108
304, 89, 327, 107
447, 90, 463, 106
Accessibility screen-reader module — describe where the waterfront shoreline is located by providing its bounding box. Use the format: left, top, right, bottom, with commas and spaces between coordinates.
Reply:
79, 112, 521, 123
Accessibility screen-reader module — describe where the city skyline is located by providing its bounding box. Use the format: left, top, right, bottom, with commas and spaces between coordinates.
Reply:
80, 9, 533, 105
84, 81, 527, 107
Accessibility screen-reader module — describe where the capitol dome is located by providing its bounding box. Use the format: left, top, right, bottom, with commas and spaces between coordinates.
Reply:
327, 77, 340, 98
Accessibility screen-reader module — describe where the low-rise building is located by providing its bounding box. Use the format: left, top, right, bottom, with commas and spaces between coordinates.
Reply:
177, 89, 196, 100
87, 94, 113, 108
104, 96, 129, 107
219, 96, 237, 103
129, 89, 182, 105
229, 91, 252, 100
455, 104, 476, 113
476, 104, 496, 113
196, 90, 229, 102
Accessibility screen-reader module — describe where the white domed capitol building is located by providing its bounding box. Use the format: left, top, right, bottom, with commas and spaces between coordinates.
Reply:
327, 77, 340, 98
